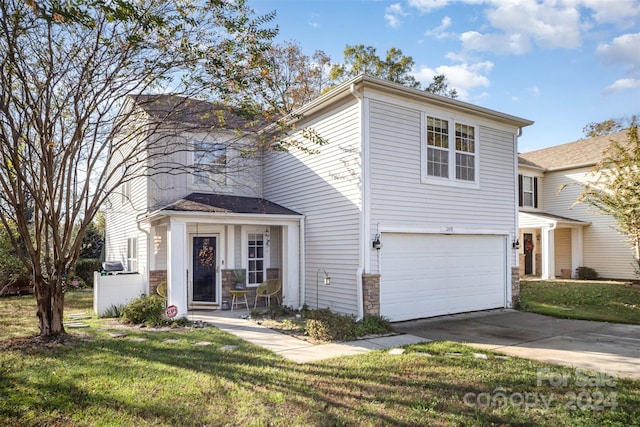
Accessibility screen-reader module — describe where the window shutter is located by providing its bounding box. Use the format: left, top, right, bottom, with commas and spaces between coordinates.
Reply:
518, 174, 523, 207
533, 177, 538, 208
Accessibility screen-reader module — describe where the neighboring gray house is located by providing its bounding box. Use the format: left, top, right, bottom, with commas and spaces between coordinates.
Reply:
518, 130, 637, 280
104, 75, 533, 322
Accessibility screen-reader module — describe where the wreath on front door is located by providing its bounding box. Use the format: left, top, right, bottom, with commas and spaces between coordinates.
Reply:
198, 239, 215, 267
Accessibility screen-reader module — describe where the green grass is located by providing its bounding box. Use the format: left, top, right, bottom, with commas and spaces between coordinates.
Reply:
1, 291, 639, 426
520, 280, 640, 324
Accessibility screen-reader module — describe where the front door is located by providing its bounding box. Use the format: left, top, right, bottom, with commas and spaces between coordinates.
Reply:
192, 236, 217, 303
524, 233, 534, 275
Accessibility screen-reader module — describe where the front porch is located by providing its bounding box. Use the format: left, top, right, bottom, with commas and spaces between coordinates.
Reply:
518, 211, 590, 279
143, 193, 303, 318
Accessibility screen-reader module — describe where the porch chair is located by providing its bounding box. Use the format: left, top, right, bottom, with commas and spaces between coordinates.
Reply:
156, 281, 168, 307
254, 278, 281, 308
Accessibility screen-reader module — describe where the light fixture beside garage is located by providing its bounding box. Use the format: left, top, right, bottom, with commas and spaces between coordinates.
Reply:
372, 234, 382, 250
512, 238, 520, 250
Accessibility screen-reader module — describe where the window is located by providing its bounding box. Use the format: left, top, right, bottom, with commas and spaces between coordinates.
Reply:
121, 165, 130, 205
127, 237, 138, 272
193, 141, 227, 186
519, 175, 538, 208
425, 115, 477, 183
247, 233, 264, 286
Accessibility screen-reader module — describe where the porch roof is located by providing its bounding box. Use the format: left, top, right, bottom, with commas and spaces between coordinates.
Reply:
156, 193, 302, 216
519, 210, 590, 228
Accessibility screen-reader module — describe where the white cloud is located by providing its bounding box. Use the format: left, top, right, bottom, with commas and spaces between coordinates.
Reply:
461, 31, 532, 54
596, 33, 640, 71
526, 86, 540, 97
425, 16, 453, 39
578, 0, 640, 26
408, 0, 454, 13
308, 13, 320, 29
413, 61, 493, 99
603, 78, 640, 94
385, 3, 408, 29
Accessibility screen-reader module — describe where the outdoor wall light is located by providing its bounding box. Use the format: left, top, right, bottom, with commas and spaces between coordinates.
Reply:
512, 238, 520, 250
372, 234, 382, 250
316, 268, 331, 310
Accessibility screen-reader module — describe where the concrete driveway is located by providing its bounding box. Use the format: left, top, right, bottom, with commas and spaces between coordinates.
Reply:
394, 309, 640, 380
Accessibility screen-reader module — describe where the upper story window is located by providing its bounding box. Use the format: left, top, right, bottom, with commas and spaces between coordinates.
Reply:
425, 115, 478, 184
519, 174, 538, 208
193, 140, 227, 186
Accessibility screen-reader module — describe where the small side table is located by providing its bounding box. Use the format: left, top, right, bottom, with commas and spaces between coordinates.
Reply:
229, 289, 249, 311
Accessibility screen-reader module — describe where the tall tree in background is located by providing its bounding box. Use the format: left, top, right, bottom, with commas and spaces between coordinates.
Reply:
0, 0, 277, 337
329, 44, 458, 98
578, 121, 640, 275
583, 116, 637, 138
238, 40, 331, 115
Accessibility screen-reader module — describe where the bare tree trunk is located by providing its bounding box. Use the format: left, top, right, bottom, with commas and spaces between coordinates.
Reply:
34, 275, 65, 337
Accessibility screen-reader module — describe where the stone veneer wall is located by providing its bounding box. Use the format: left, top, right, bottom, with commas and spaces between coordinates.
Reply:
149, 270, 167, 296
221, 268, 281, 308
362, 273, 380, 318
511, 267, 520, 308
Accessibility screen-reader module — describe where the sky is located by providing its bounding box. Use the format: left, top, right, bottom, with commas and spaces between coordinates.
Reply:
248, 0, 640, 153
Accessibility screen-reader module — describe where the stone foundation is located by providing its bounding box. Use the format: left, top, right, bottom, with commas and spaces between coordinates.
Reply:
362, 273, 381, 318
149, 270, 167, 296
511, 266, 520, 308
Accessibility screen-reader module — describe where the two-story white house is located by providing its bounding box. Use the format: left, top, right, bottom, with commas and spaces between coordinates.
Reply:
517, 130, 637, 280
104, 75, 533, 321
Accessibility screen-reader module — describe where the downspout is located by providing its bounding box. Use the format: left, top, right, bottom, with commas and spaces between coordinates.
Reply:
299, 215, 306, 310
512, 129, 521, 307
136, 212, 151, 293
350, 83, 365, 320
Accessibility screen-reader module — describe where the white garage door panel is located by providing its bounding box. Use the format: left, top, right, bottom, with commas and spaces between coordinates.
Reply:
381, 234, 506, 321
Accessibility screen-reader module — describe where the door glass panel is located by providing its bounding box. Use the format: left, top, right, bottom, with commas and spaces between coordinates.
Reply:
193, 236, 216, 302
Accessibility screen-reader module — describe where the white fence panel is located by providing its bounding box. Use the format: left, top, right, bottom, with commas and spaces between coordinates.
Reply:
93, 272, 145, 317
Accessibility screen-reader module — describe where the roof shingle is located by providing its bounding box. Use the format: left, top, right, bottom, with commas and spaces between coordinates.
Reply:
160, 193, 301, 216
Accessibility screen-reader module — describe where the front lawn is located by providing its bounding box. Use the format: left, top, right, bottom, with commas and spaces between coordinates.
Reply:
520, 280, 640, 324
1, 292, 639, 426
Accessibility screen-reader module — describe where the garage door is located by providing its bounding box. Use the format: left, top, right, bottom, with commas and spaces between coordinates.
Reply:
380, 233, 506, 321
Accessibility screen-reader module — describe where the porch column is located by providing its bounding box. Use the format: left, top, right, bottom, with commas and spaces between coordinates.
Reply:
571, 228, 584, 278
167, 218, 188, 318
541, 226, 556, 280
282, 222, 300, 308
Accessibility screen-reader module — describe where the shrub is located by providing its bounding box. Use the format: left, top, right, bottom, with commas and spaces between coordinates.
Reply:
353, 315, 395, 337
576, 266, 599, 280
74, 258, 102, 287
305, 309, 356, 342
103, 304, 125, 318
122, 295, 165, 326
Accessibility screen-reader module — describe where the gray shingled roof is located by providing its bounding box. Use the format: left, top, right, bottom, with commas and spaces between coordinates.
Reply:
133, 94, 262, 130
160, 193, 301, 216
518, 130, 630, 170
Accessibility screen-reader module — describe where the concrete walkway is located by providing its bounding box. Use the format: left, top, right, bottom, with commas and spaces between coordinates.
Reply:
395, 309, 640, 380
189, 311, 427, 363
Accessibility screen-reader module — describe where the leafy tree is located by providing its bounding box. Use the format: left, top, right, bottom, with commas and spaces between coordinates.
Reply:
426, 74, 458, 99
329, 44, 457, 98
578, 121, 640, 275
79, 215, 104, 260
241, 40, 331, 115
583, 116, 638, 138
0, 0, 278, 336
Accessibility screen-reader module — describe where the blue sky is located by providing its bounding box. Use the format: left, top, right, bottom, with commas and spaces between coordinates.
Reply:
248, 0, 640, 152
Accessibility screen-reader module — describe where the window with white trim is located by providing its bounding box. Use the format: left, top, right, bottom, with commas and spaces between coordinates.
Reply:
127, 237, 138, 272
247, 233, 265, 286
425, 115, 478, 184
519, 174, 538, 208
193, 140, 227, 186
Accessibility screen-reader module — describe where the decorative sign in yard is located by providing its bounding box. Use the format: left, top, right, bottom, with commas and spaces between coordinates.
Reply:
165, 305, 178, 318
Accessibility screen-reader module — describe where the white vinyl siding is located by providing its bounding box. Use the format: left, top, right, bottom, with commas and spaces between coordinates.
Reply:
263, 100, 362, 315
368, 99, 518, 273
543, 167, 636, 279
554, 228, 572, 276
